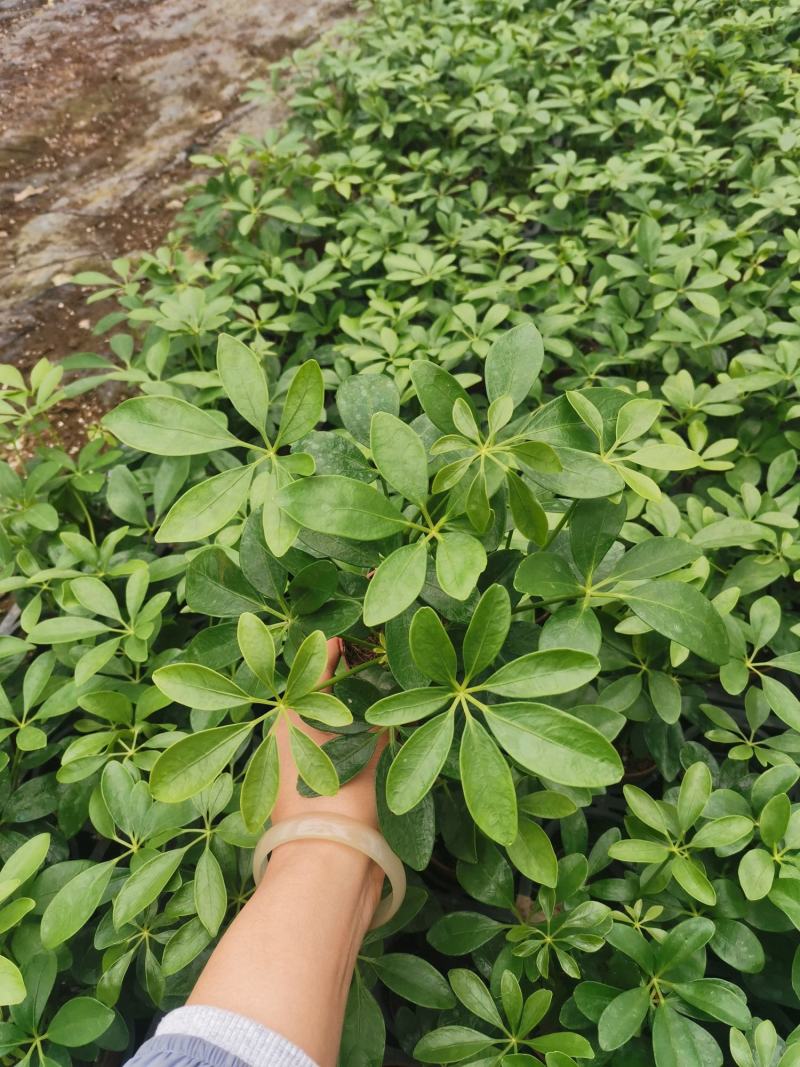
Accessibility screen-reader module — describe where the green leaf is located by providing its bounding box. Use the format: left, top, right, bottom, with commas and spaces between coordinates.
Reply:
622, 581, 729, 664
605, 538, 701, 583
483, 649, 600, 698
566, 391, 604, 441
285, 629, 329, 702
435, 532, 486, 601
47, 996, 114, 1047
289, 725, 339, 796
649, 670, 681, 724
262, 465, 300, 556
216, 334, 269, 433
526, 446, 624, 499
195, 847, 227, 936
529, 1032, 593, 1058
153, 664, 250, 710
514, 552, 582, 600
363, 542, 428, 627
292, 692, 353, 727
371, 954, 455, 1009
608, 839, 671, 864
672, 979, 751, 1028
507, 818, 558, 887
671, 856, 716, 905
598, 986, 650, 1051
628, 444, 703, 471
104, 396, 242, 455
41, 860, 116, 949
460, 717, 517, 846
150, 723, 253, 802
114, 848, 185, 926
615, 398, 663, 445
157, 465, 253, 543
507, 470, 548, 544
569, 498, 626, 580
484, 702, 622, 787
370, 411, 428, 503
0, 833, 50, 886
770, 878, 800, 929
409, 607, 457, 685
376, 749, 435, 871
710, 918, 764, 974
237, 612, 276, 690
485, 322, 544, 407
427, 912, 506, 955
739, 848, 775, 900
278, 475, 406, 540
654, 917, 715, 973
27, 617, 111, 645
241, 733, 280, 831
463, 584, 511, 681
71, 577, 122, 621
0, 956, 25, 1007
337, 374, 399, 446
414, 1025, 496, 1064
187, 547, 265, 617
410, 361, 475, 435
450, 968, 504, 1028
761, 675, 800, 730
759, 792, 790, 847
366, 687, 452, 726
651, 1004, 707, 1067
677, 762, 711, 833
275, 359, 324, 446
387, 712, 454, 814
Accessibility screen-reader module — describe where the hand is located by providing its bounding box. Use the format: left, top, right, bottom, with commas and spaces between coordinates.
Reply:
271, 637, 386, 829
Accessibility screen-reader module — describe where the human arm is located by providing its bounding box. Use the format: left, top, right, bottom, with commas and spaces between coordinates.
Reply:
126, 639, 387, 1067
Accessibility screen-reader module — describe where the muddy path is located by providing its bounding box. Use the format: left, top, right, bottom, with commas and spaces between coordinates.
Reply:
0, 0, 351, 371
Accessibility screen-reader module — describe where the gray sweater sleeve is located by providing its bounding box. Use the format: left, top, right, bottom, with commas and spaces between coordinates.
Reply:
124, 1005, 320, 1067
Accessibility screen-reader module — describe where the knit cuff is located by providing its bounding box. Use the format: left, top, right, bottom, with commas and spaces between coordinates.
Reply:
156, 1005, 319, 1067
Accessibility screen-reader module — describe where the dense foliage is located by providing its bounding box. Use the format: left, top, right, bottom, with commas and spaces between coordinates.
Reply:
1, 0, 800, 1063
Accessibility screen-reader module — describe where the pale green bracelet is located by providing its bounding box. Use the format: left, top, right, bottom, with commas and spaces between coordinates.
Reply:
252, 813, 407, 930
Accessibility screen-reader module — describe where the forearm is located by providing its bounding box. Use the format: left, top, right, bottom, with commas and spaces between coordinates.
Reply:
188, 839, 383, 1067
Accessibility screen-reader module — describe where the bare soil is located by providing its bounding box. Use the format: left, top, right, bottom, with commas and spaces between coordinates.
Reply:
0, 0, 351, 378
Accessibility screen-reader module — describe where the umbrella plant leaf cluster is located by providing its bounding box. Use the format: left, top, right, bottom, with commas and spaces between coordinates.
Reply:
1, 0, 800, 1063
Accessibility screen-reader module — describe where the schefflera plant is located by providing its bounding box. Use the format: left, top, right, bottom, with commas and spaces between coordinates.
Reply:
103, 319, 729, 853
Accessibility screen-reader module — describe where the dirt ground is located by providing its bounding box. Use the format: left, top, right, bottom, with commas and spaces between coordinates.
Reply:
0, 0, 351, 377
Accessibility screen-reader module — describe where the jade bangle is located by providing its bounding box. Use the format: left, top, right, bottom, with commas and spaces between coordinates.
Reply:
252, 813, 407, 930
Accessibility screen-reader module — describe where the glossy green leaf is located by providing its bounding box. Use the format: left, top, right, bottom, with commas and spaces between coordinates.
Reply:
150, 723, 253, 802
289, 725, 339, 796
484, 702, 622, 787
275, 360, 324, 446
507, 818, 558, 887
217, 334, 269, 433
363, 541, 428, 627
387, 712, 454, 814
598, 986, 650, 1051
460, 717, 517, 846
104, 396, 242, 455
241, 732, 280, 832
237, 612, 276, 690
409, 607, 457, 684
157, 465, 253, 543
622, 581, 729, 664
370, 411, 428, 503
278, 475, 406, 540
435, 531, 486, 601
462, 584, 511, 681
483, 649, 599, 699
485, 322, 544, 406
